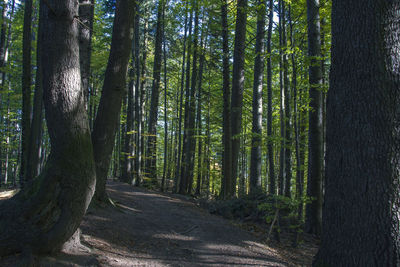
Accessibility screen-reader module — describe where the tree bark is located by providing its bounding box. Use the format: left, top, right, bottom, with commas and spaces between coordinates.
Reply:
305, 0, 323, 236
314, 1, 400, 265
220, 0, 232, 199
92, 0, 135, 202
249, 0, 266, 195
266, 0, 275, 195
230, 0, 248, 197
0, 0, 96, 255
145, 0, 163, 184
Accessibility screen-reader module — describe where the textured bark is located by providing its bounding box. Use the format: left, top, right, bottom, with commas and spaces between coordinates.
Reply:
92, 0, 134, 202
266, 0, 275, 195
0, 0, 96, 255
220, 0, 232, 199
145, 0, 163, 183
20, 0, 33, 185
305, 0, 323, 236
230, 0, 248, 197
249, 0, 266, 195
314, 1, 400, 265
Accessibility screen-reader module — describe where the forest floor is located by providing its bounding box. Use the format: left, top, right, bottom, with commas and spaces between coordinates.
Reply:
0, 181, 317, 266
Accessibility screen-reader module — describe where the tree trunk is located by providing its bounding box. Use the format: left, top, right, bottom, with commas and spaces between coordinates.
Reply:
79, 0, 94, 107
20, 0, 33, 185
146, 0, 163, 184
305, 0, 323, 236
92, 0, 135, 202
0, 0, 96, 255
161, 1, 168, 192
249, 0, 266, 195
314, 1, 400, 265
282, 0, 292, 199
266, 0, 275, 195
173, 2, 188, 193
230, 0, 248, 197
220, 0, 232, 199
26, 0, 45, 181
278, 0, 285, 196
183, 0, 199, 194
195, 31, 206, 195
134, 1, 141, 186
179, 7, 193, 194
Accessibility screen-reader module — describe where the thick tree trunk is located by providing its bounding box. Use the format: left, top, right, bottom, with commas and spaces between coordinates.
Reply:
314, 1, 400, 265
230, 0, 248, 197
92, 0, 134, 202
249, 0, 266, 195
266, 0, 275, 195
146, 0, 163, 184
305, 0, 323, 236
20, 0, 33, 185
0, 0, 96, 255
220, 0, 232, 199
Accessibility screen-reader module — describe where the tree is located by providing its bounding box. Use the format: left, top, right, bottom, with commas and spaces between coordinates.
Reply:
146, 0, 164, 184
0, 0, 96, 255
305, 0, 323, 236
249, 0, 266, 195
314, 1, 400, 265
20, 0, 33, 184
92, 0, 135, 202
220, 0, 232, 199
231, 0, 248, 197
266, 0, 275, 195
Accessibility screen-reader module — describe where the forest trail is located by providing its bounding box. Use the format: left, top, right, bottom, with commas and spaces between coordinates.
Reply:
1, 181, 315, 266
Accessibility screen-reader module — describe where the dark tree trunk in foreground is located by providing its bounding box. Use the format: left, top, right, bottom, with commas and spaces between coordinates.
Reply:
92, 0, 134, 202
146, 0, 163, 184
20, 0, 33, 185
249, 0, 266, 195
314, 1, 400, 265
266, 0, 275, 195
220, 0, 232, 199
230, 0, 248, 197
0, 0, 96, 255
305, 0, 323, 236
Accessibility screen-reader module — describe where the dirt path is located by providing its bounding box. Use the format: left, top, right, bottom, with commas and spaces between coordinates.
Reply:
0, 181, 315, 266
